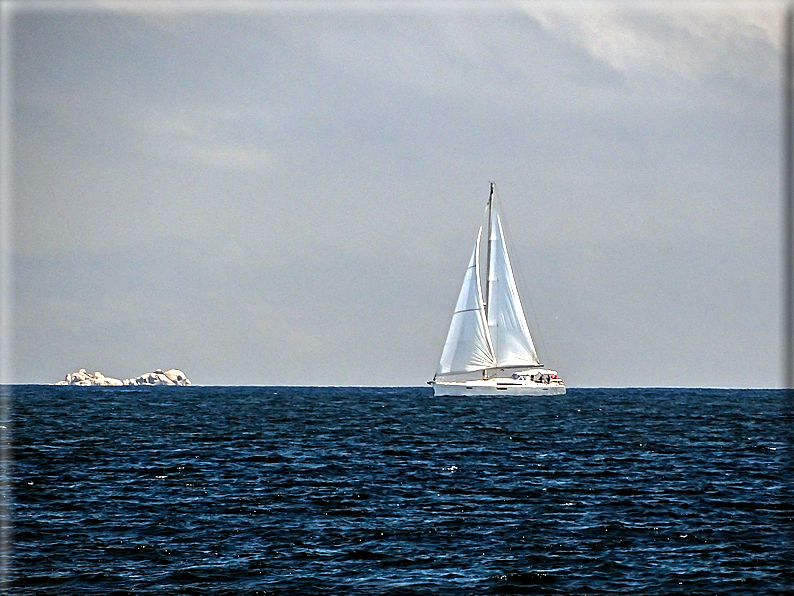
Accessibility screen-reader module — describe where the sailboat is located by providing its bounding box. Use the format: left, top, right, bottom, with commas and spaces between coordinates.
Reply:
429, 183, 566, 396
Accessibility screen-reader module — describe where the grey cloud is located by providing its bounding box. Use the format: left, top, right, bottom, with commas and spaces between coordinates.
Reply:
8, 4, 783, 386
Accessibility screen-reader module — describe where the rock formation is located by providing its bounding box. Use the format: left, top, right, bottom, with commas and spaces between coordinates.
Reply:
56, 368, 191, 386
123, 369, 191, 386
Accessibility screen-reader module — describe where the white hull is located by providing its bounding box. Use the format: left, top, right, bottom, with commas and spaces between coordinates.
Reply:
432, 379, 566, 396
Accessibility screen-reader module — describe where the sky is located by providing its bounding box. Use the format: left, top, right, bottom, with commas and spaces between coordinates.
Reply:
2, 0, 786, 387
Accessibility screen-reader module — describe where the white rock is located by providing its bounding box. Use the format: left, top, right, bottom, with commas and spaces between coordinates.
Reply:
56, 368, 191, 386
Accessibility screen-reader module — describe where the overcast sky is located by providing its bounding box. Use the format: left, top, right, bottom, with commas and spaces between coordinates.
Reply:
4, 1, 785, 387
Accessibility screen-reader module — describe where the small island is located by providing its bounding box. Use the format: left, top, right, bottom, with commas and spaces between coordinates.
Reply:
56, 368, 191, 386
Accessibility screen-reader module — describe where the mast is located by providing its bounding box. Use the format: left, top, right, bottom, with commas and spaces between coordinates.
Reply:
485, 182, 494, 320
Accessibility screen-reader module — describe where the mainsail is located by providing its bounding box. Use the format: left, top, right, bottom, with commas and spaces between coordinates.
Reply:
436, 185, 540, 378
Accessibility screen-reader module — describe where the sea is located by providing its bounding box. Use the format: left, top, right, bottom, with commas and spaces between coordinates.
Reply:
8, 386, 794, 595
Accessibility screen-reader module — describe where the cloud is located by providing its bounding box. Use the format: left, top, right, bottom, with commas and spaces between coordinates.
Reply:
525, 3, 781, 90
132, 104, 277, 172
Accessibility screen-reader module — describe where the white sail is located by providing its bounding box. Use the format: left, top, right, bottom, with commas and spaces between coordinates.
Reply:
436, 228, 496, 376
486, 206, 540, 368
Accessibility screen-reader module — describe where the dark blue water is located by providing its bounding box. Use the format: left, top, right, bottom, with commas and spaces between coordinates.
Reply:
9, 386, 793, 594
